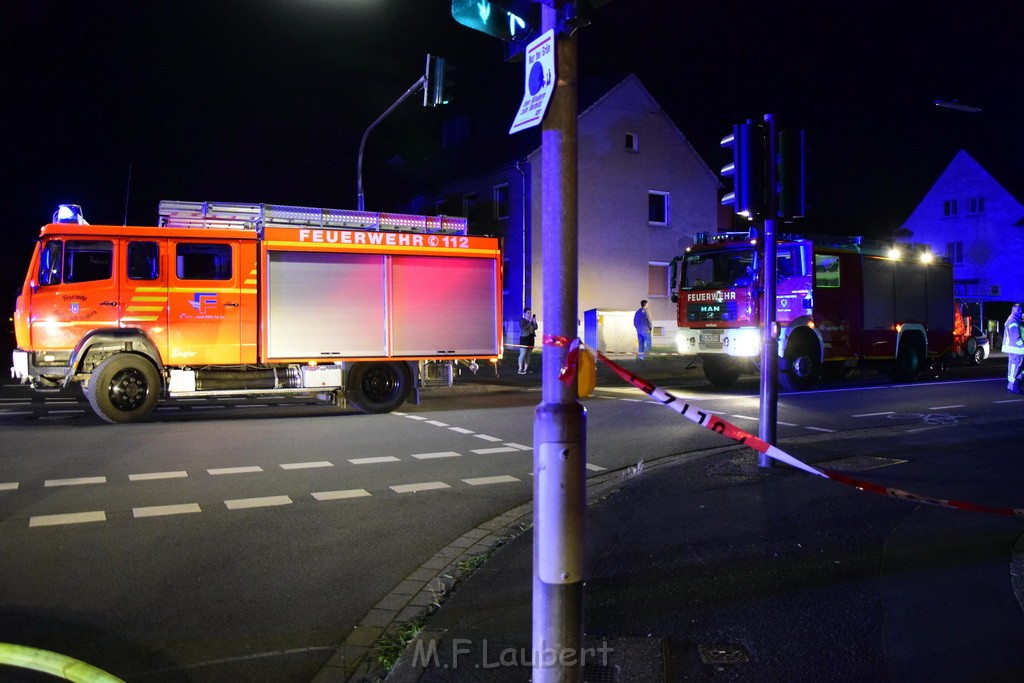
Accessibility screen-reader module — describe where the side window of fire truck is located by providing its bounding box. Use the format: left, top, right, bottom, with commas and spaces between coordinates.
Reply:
814, 254, 841, 288
176, 243, 232, 280
38, 240, 63, 285
128, 241, 160, 280
63, 240, 114, 284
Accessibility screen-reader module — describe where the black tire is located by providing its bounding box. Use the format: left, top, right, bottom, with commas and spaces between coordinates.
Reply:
701, 355, 743, 387
890, 338, 924, 382
86, 353, 161, 423
779, 340, 820, 392
346, 362, 412, 414
971, 347, 985, 365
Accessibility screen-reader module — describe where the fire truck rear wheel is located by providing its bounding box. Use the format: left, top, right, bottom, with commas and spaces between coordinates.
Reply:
346, 362, 412, 414
891, 340, 924, 382
86, 353, 160, 423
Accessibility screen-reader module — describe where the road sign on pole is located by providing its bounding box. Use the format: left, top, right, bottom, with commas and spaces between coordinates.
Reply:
509, 29, 555, 134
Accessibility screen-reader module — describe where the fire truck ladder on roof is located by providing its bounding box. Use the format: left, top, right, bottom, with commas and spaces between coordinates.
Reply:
157, 200, 468, 236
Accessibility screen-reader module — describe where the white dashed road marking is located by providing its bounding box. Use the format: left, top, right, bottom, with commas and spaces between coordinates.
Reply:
133, 503, 202, 518
463, 475, 520, 486
280, 461, 334, 470
312, 489, 372, 501
129, 471, 188, 481
208, 466, 263, 476
30, 511, 106, 527
391, 481, 450, 494
447, 427, 474, 434
471, 447, 519, 454
411, 451, 461, 460
349, 456, 401, 465
1, 482, 19, 491
225, 496, 292, 510
473, 434, 503, 442
45, 476, 106, 487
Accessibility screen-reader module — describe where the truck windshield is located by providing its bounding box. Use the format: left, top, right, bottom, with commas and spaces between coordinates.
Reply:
683, 249, 756, 288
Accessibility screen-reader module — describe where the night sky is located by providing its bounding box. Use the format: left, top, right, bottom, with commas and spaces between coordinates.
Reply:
4, 1, 1023, 312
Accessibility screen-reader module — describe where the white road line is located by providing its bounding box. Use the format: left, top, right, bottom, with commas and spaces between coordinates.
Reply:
30, 511, 106, 527
1, 482, 19, 491
805, 426, 836, 433
313, 489, 372, 501
473, 434, 503, 442
0, 411, 34, 416
129, 471, 188, 481
391, 481, 450, 494
404, 415, 428, 421
778, 421, 799, 427
411, 451, 461, 459
133, 503, 202, 518
280, 461, 334, 470
505, 443, 532, 450
45, 476, 106, 487
425, 420, 449, 426
853, 411, 895, 417
190, 405, 226, 410
349, 456, 401, 465
49, 409, 85, 414
471, 447, 519, 454
994, 398, 1024, 404
730, 414, 759, 421
463, 475, 520, 486
156, 406, 182, 411
620, 398, 645, 403
586, 463, 607, 472
208, 466, 263, 475
225, 495, 292, 510
930, 404, 966, 410
448, 427, 474, 434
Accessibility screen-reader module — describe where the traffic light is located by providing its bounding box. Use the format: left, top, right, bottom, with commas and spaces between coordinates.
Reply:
423, 54, 452, 107
777, 128, 806, 219
720, 121, 768, 218
451, 0, 539, 42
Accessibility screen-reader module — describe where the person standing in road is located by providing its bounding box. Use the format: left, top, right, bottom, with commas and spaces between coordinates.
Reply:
518, 308, 538, 374
634, 299, 653, 360
1002, 303, 1024, 393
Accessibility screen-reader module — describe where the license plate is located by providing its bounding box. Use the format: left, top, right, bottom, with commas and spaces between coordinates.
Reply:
700, 332, 721, 343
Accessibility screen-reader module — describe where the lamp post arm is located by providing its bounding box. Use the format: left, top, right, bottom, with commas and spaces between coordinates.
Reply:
357, 75, 427, 211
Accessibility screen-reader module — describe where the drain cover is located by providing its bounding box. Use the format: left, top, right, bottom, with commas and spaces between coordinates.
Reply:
698, 643, 749, 665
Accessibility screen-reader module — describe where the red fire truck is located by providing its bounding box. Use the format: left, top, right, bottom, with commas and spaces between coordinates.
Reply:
11, 201, 503, 422
670, 231, 955, 390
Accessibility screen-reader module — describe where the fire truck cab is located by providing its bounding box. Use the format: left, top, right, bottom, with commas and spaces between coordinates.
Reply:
671, 231, 954, 390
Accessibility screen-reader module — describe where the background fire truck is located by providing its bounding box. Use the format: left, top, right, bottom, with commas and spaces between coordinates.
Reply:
670, 231, 955, 390
11, 201, 502, 423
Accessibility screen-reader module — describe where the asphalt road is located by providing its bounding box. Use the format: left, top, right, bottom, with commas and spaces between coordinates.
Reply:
0, 358, 1017, 680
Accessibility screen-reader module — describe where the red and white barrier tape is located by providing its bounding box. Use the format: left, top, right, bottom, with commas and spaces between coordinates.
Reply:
545, 335, 1024, 517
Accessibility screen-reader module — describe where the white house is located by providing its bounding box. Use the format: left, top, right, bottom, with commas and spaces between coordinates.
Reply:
901, 148, 1024, 327
410, 74, 720, 352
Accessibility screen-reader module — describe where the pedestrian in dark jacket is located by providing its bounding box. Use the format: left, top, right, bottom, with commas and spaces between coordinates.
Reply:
518, 308, 538, 374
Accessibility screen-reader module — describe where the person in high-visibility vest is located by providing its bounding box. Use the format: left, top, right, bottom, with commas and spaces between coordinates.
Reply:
1002, 303, 1024, 393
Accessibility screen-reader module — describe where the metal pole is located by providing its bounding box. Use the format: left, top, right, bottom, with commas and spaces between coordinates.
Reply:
356, 75, 426, 211
758, 114, 778, 465
533, 3, 585, 681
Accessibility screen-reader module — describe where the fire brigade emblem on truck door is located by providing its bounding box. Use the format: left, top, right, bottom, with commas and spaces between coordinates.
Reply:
70, 303, 80, 314
189, 292, 218, 314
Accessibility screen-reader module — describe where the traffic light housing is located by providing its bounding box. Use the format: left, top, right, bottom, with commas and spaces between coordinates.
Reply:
720, 121, 768, 219
451, 0, 539, 42
423, 54, 452, 107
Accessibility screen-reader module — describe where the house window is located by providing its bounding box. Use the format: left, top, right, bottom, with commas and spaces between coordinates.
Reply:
946, 240, 963, 264
494, 183, 510, 220
942, 199, 958, 217
648, 191, 669, 225
648, 262, 669, 297
625, 132, 639, 152
968, 196, 985, 214
462, 192, 478, 226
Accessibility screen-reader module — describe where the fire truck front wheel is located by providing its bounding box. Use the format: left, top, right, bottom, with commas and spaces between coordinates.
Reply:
346, 362, 412, 414
701, 356, 744, 387
86, 353, 161, 423
780, 340, 820, 392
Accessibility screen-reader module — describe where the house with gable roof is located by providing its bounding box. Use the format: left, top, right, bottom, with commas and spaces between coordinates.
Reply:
901, 148, 1024, 329
408, 74, 720, 351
